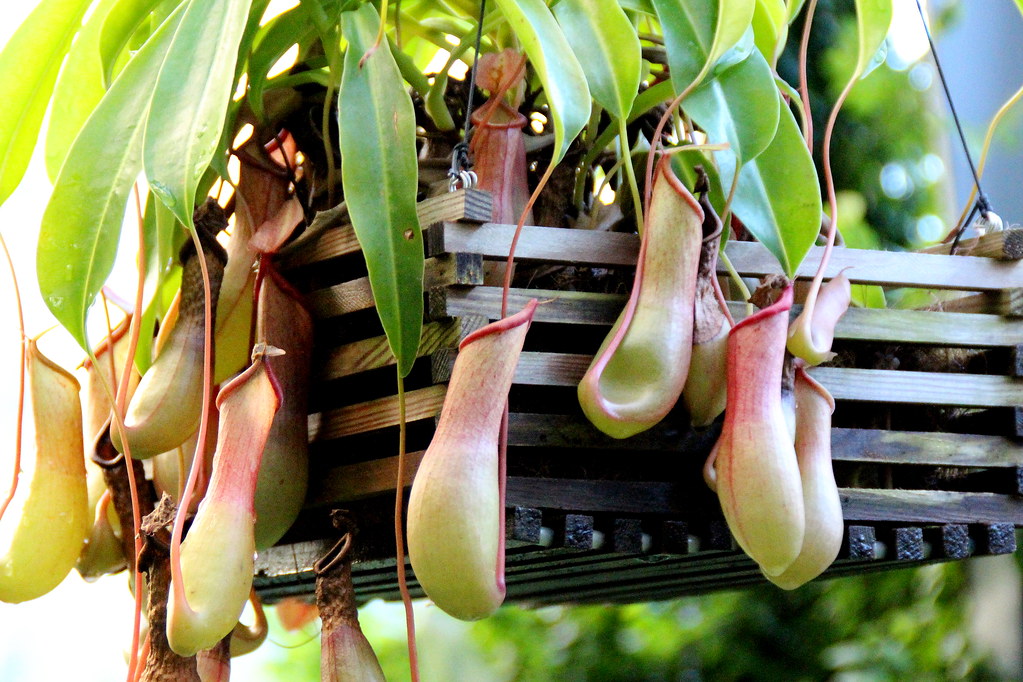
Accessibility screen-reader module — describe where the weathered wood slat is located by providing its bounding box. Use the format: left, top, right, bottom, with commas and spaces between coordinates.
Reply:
918, 228, 1023, 260
305, 425, 1023, 506
322, 316, 486, 380
307, 451, 426, 506
502, 478, 1023, 525
284, 189, 493, 267
308, 385, 446, 441
932, 289, 1023, 317
498, 352, 1023, 407
427, 222, 1023, 290
428, 286, 1023, 347
309, 253, 485, 319
810, 367, 1023, 408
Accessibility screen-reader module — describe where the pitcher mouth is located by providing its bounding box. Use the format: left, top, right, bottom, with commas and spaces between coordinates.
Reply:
470, 99, 528, 130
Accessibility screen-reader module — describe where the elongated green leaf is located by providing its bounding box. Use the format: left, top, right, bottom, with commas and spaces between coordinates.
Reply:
0, 0, 93, 206
45, 0, 125, 182
686, 48, 779, 165
38, 8, 186, 351
339, 3, 424, 377
652, 0, 755, 93
143, 0, 254, 228
720, 97, 821, 277
751, 0, 788, 65
553, 0, 641, 121
1017, 0, 1023, 16
852, 0, 893, 80
492, 0, 590, 164
99, 0, 178, 86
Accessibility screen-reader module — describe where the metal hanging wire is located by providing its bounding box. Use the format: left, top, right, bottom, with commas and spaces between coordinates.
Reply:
914, 0, 1002, 253
448, 0, 487, 192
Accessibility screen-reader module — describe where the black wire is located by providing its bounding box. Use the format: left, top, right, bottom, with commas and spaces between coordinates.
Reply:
914, 0, 993, 243
449, 0, 487, 184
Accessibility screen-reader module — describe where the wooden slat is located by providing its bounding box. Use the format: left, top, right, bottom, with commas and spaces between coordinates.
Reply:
502, 477, 1023, 525
840, 489, 1023, 524
932, 289, 1023, 317
429, 286, 626, 325
308, 385, 446, 441
429, 222, 1023, 290
501, 352, 1023, 408
308, 253, 484, 319
430, 222, 640, 266
429, 286, 1023, 347
306, 424, 1023, 505
918, 228, 1023, 260
830, 428, 1023, 467
285, 189, 493, 267
810, 367, 1023, 408
322, 317, 486, 380
307, 451, 426, 506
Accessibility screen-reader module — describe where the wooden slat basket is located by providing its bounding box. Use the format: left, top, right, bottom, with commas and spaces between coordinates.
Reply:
254, 189, 1023, 606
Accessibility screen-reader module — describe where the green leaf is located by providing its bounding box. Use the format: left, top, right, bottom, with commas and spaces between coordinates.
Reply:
143, 0, 254, 228
99, 0, 178, 86
492, 0, 591, 164
246, 3, 317, 124
0, 0, 93, 206
339, 3, 424, 378
553, 0, 642, 122
45, 0, 125, 182
751, 0, 787, 65
652, 0, 756, 93
38, 7, 186, 351
720, 97, 821, 278
851, 0, 893, 81
686, 46, 780, 164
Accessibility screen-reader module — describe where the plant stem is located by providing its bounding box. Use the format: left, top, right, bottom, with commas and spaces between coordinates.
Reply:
169, 214, 217, 626
0, 233, 25, 525
394, 371, 419, 682
797, 0, 818, 150
619, 118, 644, 229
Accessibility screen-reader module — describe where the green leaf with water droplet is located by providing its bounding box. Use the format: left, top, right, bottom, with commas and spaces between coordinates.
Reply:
0, 0, 93, 206
38, 7, 185, 352
143, 0, 254, 228
339, 3, 424, 378
492, 0, 591, 165
851, 0, 893, 81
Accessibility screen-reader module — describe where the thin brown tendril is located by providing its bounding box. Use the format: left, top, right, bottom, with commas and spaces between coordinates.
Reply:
169, 203, 218, 624
797, 0, 818, 148
394, 371, 419, 682
0, 232, 25, 525
98, 184, 150, 682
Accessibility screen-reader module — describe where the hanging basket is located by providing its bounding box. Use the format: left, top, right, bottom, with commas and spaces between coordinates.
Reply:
254, 189, 1023, 605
